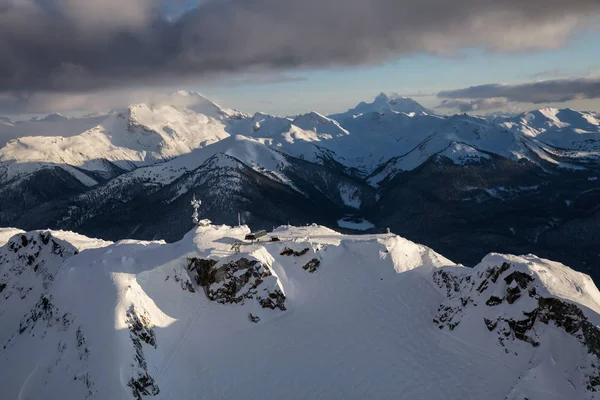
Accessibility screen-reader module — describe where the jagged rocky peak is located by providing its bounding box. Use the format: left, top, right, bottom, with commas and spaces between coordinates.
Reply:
363, 92, 429, 114
0, 230, 79, 279
433, 253, 600, 395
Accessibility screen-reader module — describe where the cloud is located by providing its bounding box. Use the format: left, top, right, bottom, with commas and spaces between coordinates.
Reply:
437, 98, 510, 112
437, 77, 600, 104
527, 65, 600, 80
0, 0, 599, 98
0, 71, 305, 114
399, 91, 437, 98
527, 68, 569, 80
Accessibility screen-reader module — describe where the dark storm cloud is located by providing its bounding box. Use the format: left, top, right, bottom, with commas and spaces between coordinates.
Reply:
437, 77, 600, 104
1, 0, 600, 94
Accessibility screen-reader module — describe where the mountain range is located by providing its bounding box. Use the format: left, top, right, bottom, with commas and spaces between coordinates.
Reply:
1, 92, 599, 281
2, 224, 600, 399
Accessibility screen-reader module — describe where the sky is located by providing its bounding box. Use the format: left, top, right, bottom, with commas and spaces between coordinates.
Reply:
1, 0, 600, 118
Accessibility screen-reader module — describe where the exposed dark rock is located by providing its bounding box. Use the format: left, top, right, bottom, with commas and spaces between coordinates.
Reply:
280, 247, 309, 257
188, 257, 287, 313
434, 304, 461, 331
75, 327, 89, 361
504, 271, 534, 289
125, 306, 159, 400
476, 280, 488, 294
18, 296, 73, 335
126, 306, 156, 348
486, 296, 503, 306
40, 232, 50, 245
434, 262, 600, 392
432, 270, 463, 297
302, 258, 320, 273
206, 259, 268, 304
249, 313, 261, 323
490, 262, 511, 283
484, 318, 497, 331
537, 297, 600, 359
505, 311, 539, 347
170, 269, 195, 293
259, 290, 287, 311
187, 258, 218, 286
588, 375, 600, 391
506, 286, 521, 304
128, 374, 160, 400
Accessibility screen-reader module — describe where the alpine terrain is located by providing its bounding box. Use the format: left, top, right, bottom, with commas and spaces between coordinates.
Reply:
1, 224, 600, 399
1, 92, 599, 282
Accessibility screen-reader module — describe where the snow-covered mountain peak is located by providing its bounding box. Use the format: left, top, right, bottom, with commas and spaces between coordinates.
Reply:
514, 107, 600, 132
0, 100, 233, 186
496, 107, 600, 153
330, 93, 430, 122
3, 225, 600, 399
373, 92, 426, 111
169, 90, 239, 118
292, 111, 349, 137
35, 113, 69, 123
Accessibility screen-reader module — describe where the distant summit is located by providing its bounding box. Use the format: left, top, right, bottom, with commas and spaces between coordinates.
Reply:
170, 90, 238, 118
329, 92, 430, 121
0, 116, 13, 126
32, 113, 69, 122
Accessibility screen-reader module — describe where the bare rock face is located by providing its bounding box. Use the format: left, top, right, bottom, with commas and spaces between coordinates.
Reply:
187, 257, 287, 315
280, 247, 309, 257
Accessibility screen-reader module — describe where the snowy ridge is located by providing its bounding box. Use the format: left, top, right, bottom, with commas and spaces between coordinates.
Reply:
1, 225, 600, 399
0, 93, 236, 185
500, 108, 600, 154
2, 93, 600, 189
434, 253, 600, 398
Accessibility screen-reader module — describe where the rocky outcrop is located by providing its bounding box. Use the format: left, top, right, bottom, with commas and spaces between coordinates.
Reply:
187, 257, 287, 317
125, 306, 159, 400
17, 295, 73, 336
433, 261, 600, 392
0, 231, 78, 304
302, 258, 320, 273
280, 247, 309, 257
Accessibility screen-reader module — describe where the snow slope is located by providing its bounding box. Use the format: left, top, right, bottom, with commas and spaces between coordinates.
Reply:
0, 93, 238, 186
3, 93, 599, 190
500, 108, 600, 154
1, 225, 600, 399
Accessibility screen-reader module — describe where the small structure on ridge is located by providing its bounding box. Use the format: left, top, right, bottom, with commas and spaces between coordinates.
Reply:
191, 194, 211, 227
